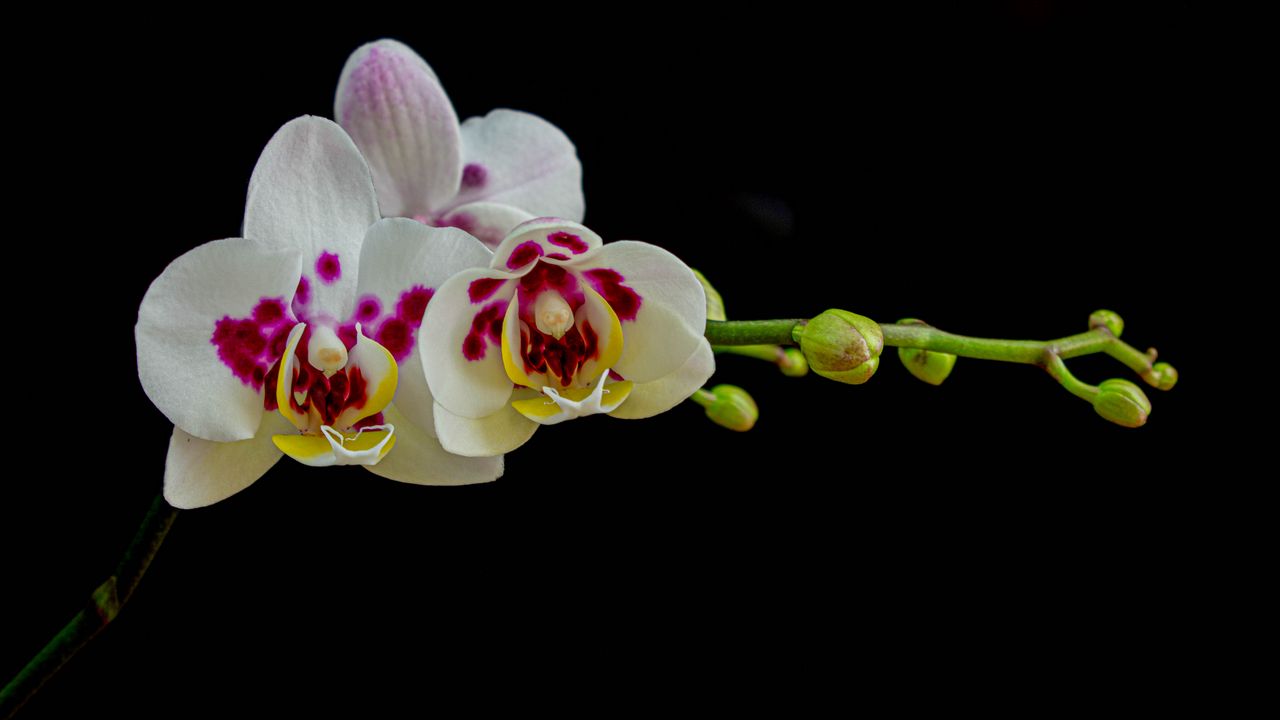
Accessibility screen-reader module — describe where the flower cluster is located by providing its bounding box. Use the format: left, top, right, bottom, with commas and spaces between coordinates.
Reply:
136, 40, 709, 508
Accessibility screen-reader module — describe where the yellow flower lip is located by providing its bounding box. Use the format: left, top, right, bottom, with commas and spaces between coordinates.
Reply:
272, 322, 400, 466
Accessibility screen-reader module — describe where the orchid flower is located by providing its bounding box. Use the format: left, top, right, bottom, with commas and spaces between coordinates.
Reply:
335, 39, 583, 248
136, 116, 502, 509
422, 218, 714, 456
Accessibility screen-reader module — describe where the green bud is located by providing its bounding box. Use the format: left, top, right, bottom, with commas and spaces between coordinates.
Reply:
898, 347, 957, 385
692, 269, 727, 322
814, 355, 880, 385
1143, 362, 1178, 391
702, 384, 758, 432
894, 318, 957, 385
778, 347, 809, 377
1093, 378, 1151, 428
796, 309, 884, 385
1089, 309, 1124, 337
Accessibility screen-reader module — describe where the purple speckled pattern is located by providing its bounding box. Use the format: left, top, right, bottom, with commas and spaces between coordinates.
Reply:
355, 295, 382, 323
316, 252, 342, 285
461, 163, 487, 188
584, 268, 642, 321
211, 297, 296, 391
468, 277, 507, 304
462, 301, 506, 361
547, 231, 589, 255
506, 240, 544, 270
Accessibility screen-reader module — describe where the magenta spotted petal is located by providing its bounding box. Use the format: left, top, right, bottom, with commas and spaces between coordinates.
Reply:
421, 218, 714, 458
136, 118, 503, 508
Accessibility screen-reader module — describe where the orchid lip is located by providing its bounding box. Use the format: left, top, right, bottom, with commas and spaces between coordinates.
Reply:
510, 368, 634, 425
271, 321, 400, 466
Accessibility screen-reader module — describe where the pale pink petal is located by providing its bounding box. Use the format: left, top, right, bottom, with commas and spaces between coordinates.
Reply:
335, 40, 461, 218
448, 109, 584, 222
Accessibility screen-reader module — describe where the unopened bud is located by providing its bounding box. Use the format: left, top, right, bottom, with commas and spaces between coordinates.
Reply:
1093, 378, 1151, 428
1089, 309, 1125, 337
1143, 361, 1178, 391
778, 347, 809, 377
895, 318, 957, 385
692, 269, 727, 322
796, 309, 884, 385
702, 384, 758, 431
898, 347, 956, 385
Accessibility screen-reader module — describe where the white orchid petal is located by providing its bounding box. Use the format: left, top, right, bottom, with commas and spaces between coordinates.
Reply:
163, 412, 292, 509
136, 237, 302, 442
355, 219, 493, 435
609, 338, 715, 419
364, 404, 503, 486
490, 218, 603, 272
335, 40, 461, 217
450, 109, 584, 222
244, 116, 379, 323
586, 241, 706, 383
437, 201, 535, 249
433, 400, 538, 457
421, 268, 520, 419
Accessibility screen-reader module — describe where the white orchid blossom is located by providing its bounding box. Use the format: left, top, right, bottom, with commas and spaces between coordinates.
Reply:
335, 39, 583, 248
422, 218, 715, 457
136, 116, 502, 509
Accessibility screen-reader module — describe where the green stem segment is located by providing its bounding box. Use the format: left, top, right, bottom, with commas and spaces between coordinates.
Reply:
704, 319, 804, 347
706, 319, 1162, 379
1, 493, 178, 719
713, 344, 786, 364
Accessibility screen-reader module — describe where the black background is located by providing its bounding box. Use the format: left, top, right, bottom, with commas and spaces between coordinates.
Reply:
7, 3, 1214, 714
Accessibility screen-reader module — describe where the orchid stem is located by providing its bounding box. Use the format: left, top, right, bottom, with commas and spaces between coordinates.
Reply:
1, 493, 178, 719
713, 344, 786, 363
704, 318, 1172, 390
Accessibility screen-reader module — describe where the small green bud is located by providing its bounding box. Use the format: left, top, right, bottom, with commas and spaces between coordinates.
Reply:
692, 269, 727, 322
1143, 361, 1178, 391
1089, 309, 1124, 337
778, 347, 809, 377
796, 309, 884, 385
898, 347, 957, 385
894, 318, 957, 385
702, 384, 758, 431
1093, 378, 1151, 428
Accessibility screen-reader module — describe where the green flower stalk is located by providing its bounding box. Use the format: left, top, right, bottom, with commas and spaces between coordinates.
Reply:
703, 309, 1178, 427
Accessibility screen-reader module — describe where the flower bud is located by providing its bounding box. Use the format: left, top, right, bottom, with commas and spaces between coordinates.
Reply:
1143, 361, 1178, 391
796, 309, 884, 385
692, 269, 727, 322
898, 347, 956, 385
1089, 309, 1124, 337
894, 318, 956, 385
702, 384, 758, 431
778, 347, 809, 377
1093, 378, 1151, 428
